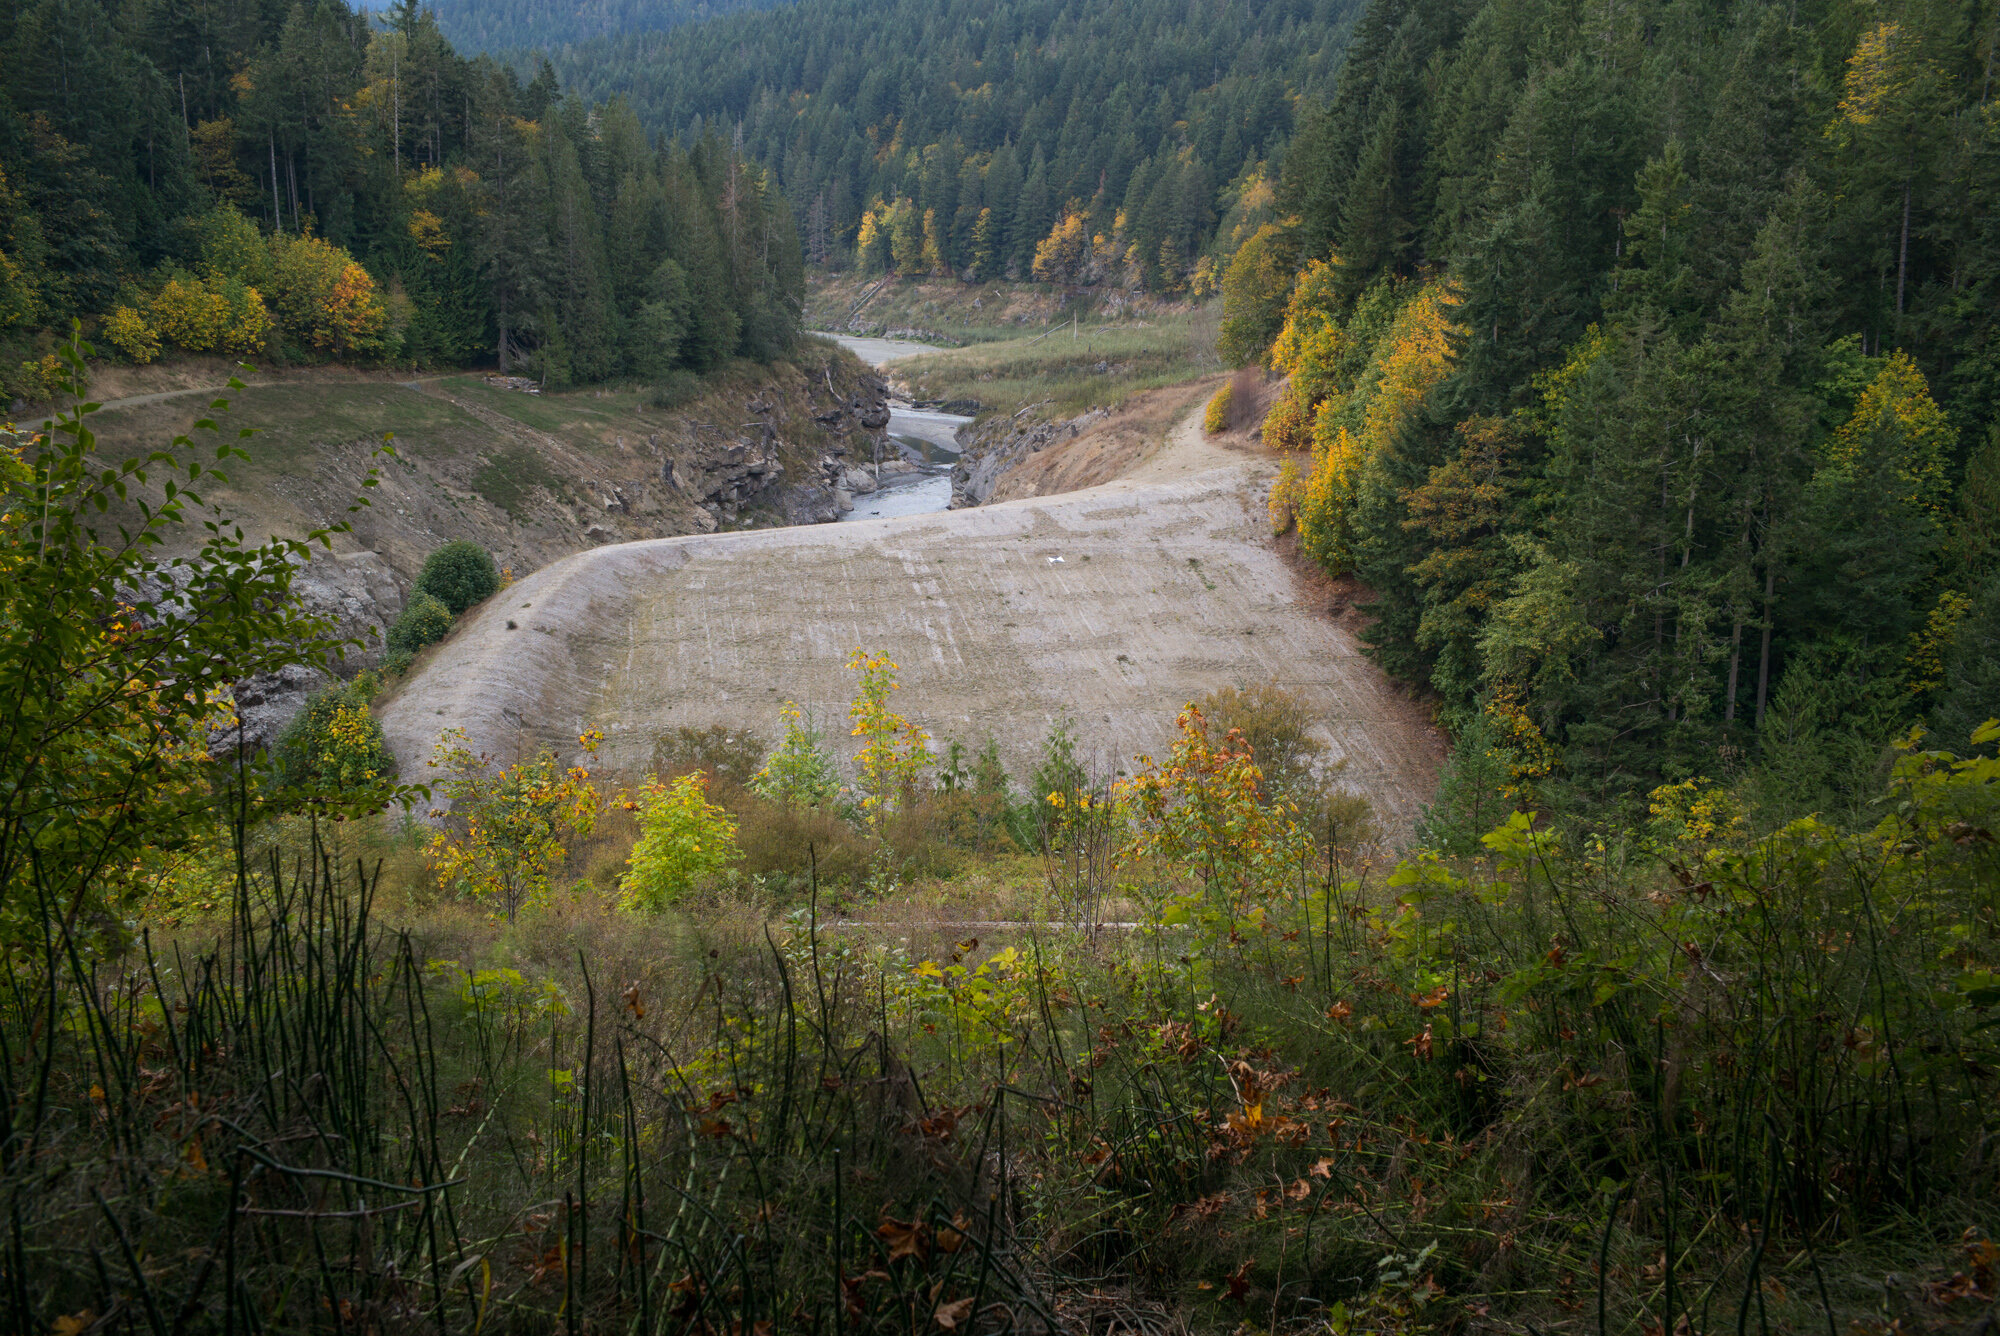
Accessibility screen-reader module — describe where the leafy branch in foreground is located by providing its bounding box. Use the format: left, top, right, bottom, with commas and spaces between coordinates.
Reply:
0, 327, 386, 938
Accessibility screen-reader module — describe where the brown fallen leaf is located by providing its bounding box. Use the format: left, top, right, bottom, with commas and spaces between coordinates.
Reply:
877, 1215, 927, 1263
934, 1297, 976, 1329
935, 1210, 971, 1253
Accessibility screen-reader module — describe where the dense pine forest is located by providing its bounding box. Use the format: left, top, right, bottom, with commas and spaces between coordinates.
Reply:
0, 0, 802, 400
1233, 0, 2000, 828
401, 0, 778, 54
538, 0, 1363, 291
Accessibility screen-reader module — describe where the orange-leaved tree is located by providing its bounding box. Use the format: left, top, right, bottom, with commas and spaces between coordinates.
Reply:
268, 233, 392, 359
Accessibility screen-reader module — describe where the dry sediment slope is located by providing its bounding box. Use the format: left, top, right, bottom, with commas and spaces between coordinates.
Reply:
378, 405, 1442, 834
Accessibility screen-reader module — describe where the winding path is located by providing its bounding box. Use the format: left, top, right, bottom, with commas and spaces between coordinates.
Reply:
377, 403, 1441, 834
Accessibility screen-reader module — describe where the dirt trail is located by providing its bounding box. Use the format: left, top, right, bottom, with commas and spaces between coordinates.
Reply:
378, 403, 1442, 834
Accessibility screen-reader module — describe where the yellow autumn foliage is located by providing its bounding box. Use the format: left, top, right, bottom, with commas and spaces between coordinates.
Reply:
407, 209, 451, 255
1829, 351, 1954, 512
268, 233, 389, 357
1032, 209, 1090, 287
1203, 382, 1233, 434
1277, 278, 1461, 574
148, 278, 229, 352
148, 275, 269, 356
1835, 23, 1904, 129
102, 305, 160, 364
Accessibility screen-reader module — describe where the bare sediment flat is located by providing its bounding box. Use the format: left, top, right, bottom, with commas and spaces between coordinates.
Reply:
378, 406, 1442, 834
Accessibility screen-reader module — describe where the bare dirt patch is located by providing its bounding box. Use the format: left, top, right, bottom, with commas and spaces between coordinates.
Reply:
984, 378, 1221, 502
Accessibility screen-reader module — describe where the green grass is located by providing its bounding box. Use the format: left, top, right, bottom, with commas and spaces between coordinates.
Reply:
471, 443, 563, 518
92, 381, 482, 468
437, 373, 664, 439
806, 274, 1208, 349
896, 305, 1223, 419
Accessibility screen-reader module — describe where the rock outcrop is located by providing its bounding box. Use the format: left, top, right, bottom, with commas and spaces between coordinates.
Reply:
211, 550, 406, 754
949, 403, 1109, 508
662, 374, 892, 527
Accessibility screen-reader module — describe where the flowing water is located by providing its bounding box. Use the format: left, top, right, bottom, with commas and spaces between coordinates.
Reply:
829, 334, 974, 521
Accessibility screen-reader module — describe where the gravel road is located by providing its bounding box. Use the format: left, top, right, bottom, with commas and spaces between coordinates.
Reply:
378, 404, 1442, 835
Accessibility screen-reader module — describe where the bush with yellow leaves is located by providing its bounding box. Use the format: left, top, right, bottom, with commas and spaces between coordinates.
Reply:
148, 275, 269, 355
1203, 381, 1233, 434
101, 305, 161, 364
619, 771, 741, 911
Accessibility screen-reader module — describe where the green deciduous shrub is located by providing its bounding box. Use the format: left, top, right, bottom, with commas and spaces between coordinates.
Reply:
415, 539, 499, 614
270, 674, 396, 808
752, 702, 843, 810
387, 590, 453, 655
648, 368, 701, 409
620, 770, 740, 909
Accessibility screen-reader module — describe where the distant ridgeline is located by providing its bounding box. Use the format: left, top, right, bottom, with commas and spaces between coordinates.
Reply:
1239, 0, 2000, 819
534, 0, 1366, 295
0, 0, 801, 400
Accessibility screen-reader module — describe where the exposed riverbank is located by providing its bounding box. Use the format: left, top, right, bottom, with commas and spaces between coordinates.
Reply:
828, 333, 973, 521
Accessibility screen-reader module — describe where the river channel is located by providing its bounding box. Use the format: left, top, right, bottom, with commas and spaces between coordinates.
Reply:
829, 334, 973, 521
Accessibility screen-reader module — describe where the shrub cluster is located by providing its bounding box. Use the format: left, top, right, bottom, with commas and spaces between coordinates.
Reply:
414, 538, 500, 615
1202, 381, 1232, 433
269, 673, 395, 806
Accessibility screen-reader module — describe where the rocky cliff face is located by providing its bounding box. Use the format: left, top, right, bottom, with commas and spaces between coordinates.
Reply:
666, 372, 893, 527
230, 551, 407, 752
949, 403, 1109, 508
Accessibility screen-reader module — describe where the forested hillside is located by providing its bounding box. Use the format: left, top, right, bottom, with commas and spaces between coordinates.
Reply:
1239, 0, 2000, 825
542, 0, 1363, 293
0, 0, 801, 400
391, 0, 778, 55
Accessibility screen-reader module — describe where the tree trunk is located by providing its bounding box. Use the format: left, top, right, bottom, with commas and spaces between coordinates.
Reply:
1753, 562, 1778, 728
1896, 177, 1912, 318
1725, 617, 1744, 723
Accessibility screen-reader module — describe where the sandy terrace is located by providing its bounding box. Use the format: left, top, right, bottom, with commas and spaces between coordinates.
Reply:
378, 404, 1442, 835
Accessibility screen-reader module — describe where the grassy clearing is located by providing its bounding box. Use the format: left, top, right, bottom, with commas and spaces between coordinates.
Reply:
90, 381, 484, 469
896, 306, 1223, 419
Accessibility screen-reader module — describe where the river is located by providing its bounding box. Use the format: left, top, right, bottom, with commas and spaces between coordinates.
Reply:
829, 334, 974, 521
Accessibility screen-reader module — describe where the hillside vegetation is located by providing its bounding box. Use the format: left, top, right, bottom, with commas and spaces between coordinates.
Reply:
1226, 0, 2000, 826
538, 0, 1361, 294
402, 0, 778, 54
0, 0, 800, 399
83, 344, 886, 584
